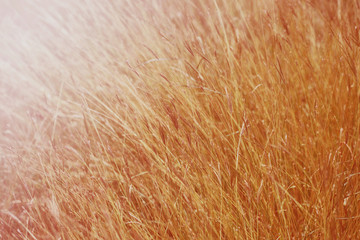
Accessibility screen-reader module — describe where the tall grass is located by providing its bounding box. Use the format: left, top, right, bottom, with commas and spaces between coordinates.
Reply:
1, 0, 360, 239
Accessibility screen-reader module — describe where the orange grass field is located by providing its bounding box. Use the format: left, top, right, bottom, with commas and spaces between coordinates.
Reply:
1, 0, 360, 239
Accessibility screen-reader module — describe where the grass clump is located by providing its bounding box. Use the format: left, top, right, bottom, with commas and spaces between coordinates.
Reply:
1, 0, 360, 239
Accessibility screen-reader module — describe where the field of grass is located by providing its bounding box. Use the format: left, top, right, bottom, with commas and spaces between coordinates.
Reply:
1, 0, 360, 239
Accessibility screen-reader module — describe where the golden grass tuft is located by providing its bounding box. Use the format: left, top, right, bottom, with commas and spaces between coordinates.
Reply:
1, 0, 360, 239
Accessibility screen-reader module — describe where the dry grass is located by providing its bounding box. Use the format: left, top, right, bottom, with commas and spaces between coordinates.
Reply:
1, 0, 360, 239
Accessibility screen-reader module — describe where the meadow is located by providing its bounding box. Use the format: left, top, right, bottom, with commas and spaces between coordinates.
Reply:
1, 0, 360, 239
